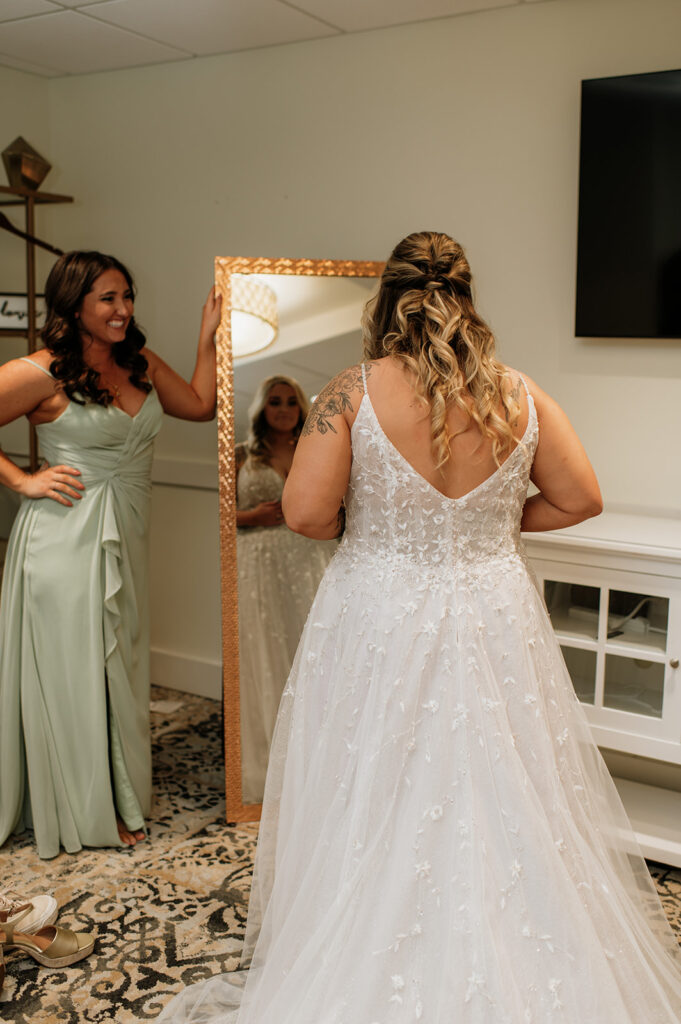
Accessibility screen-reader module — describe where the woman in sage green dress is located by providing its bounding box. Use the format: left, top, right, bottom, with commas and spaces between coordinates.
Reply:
0, 251, 220, 859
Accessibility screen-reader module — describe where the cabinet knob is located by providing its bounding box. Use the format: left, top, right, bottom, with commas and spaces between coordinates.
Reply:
671, 658, 680, 669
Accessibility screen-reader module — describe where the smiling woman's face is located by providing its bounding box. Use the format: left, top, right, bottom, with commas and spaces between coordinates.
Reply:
77, 268, 134, 346
263, 383, 301, 435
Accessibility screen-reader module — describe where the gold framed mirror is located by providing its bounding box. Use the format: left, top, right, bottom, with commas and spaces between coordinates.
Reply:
215, 256, 384, 821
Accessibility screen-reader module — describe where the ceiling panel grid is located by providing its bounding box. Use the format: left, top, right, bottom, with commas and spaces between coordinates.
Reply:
0, 0, 544, 78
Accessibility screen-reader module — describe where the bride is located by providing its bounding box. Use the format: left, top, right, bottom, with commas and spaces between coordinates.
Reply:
158, 231, 681, 1022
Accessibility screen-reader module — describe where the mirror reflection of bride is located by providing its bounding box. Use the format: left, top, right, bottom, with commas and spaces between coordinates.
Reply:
235, 375, 337, 803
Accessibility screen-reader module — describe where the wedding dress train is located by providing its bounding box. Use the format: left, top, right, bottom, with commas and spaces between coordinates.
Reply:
158, 371, 681, 1023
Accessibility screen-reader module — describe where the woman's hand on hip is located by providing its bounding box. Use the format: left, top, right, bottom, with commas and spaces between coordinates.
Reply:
19, 461, 85, 506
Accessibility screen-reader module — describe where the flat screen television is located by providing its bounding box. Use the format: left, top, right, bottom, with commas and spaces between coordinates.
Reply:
576, 68, 681, 338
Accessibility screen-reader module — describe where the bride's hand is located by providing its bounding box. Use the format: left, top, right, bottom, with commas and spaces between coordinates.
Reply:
19, 461, 85, 507
250, 501, 285, 527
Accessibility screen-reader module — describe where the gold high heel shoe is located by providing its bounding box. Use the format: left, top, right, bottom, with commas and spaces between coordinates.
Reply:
0, 905, 94, 969
0, 888, 58, 933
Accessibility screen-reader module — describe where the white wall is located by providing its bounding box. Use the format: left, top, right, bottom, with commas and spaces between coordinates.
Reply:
4, 0, 681, 697
148, 484, 222, 699
0, 66, 52, 293
0, 67, 54, 467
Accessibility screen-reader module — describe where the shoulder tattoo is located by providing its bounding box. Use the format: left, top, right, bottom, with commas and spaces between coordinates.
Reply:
301, 363, 373, 437
505, 372, 524, 419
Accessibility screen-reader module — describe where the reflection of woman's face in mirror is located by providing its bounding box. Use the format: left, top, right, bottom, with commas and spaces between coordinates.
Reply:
263, 383, 301, 437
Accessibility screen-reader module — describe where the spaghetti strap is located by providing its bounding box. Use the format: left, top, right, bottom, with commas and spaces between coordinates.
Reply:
19, 356, 54, 379
360, 363, 368, 394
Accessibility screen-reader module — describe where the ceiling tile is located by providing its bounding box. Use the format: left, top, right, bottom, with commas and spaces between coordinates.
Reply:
86, 0, 339, 56
0, 47, 61, 74
286, 0, 516, 33
0, 9, 190, 74
0, 0, 58, 21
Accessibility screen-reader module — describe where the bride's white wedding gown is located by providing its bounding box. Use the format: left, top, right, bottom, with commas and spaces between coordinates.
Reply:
159, 371, 681, 1023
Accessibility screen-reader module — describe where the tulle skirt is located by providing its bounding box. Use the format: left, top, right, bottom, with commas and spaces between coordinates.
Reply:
237, 525, 337, 804
158, 553, 681, 1023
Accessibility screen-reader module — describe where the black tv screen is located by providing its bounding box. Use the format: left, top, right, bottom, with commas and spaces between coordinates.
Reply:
576, 68, 681, 338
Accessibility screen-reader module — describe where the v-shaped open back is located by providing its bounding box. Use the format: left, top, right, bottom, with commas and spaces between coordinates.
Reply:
356, 360, 534, 504
341, 365, 538, 575
360, 388, 536, 505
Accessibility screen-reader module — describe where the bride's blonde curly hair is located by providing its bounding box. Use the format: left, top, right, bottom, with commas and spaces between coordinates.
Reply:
363, 231, 520, 467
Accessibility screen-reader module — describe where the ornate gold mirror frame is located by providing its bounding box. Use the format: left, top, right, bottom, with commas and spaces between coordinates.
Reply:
215, 256, 384, 822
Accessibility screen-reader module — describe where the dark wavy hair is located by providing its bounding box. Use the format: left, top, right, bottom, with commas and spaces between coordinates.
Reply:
41, 251, 151, 406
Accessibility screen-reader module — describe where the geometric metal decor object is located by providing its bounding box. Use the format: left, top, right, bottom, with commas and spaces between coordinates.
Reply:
2, 136, 51, 190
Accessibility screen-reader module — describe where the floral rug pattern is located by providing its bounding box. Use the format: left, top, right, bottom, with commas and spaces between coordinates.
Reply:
1, 688, 257, 1024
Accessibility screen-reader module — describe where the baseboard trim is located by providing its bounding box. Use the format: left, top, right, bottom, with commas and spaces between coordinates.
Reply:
150, 647, 222, 701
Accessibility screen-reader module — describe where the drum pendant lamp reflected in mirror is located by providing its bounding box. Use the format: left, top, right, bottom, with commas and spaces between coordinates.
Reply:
231, 276, 278, 358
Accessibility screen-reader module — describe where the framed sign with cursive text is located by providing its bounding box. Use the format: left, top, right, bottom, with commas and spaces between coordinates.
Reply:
0, 292, 46, 333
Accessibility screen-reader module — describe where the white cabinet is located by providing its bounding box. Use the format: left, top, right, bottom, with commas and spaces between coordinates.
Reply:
523, 511, 681, 866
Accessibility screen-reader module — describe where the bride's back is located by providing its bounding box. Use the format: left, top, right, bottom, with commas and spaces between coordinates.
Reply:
361, 356, 530, 503
284, 229, 601, 546
358, 230, 525, 504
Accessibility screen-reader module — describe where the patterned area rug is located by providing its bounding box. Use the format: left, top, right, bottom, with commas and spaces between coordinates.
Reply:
1, 687, 681, 1023
1, 687, 257, 1023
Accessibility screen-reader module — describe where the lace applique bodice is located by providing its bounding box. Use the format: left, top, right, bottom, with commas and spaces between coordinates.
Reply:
338, 389, 538, 579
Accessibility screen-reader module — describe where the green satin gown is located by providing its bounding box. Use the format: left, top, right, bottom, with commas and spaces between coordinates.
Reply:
0, 359, 163, 858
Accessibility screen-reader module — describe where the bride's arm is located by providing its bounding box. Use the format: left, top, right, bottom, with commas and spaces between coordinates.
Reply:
282, 366, 361, 539
521, 375, 603, 532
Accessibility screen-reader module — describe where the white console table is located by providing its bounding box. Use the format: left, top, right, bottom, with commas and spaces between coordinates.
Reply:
524, 510, 681, 866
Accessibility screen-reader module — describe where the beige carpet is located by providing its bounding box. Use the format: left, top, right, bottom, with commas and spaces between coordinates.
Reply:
1, 686, 681, 1023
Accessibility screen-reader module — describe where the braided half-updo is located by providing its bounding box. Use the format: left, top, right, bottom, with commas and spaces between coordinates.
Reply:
363, 231, 520, 467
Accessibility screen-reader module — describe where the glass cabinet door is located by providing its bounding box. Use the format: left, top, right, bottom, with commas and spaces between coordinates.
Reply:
561, 646, 597, 704
544, 581, 600, 641
543, 579, 601, 708
605, 589, 668, 652
538, 560, 681, 762
602, 589, 669, 717
603, 653, 664, 717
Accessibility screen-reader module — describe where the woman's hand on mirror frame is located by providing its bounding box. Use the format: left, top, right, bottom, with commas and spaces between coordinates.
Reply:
199, 285, 222, 347
237, 500, 285, 528
18, 460, 85, 507
143, 286, 219, 423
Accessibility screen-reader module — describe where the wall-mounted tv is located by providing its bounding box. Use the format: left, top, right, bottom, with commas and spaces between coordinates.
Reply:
576, 68, 681, 339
